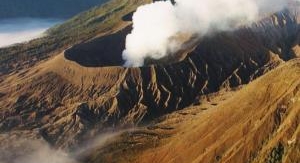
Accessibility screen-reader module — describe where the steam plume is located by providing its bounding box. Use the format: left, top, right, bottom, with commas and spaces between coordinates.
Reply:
0, 139, 77, 163
122, 0, 289, 67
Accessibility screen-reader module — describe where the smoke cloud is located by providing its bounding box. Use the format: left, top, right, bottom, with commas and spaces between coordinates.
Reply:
122, 0, 289, 67
0, 130, 130, 163
0, 139, 77, 163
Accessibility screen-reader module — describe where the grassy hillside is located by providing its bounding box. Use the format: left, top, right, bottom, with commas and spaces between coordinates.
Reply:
0, 0, 108, 19
0, 0, 151, 74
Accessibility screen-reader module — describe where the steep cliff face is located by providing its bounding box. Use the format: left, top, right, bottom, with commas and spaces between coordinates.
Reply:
0, 9, 299, 150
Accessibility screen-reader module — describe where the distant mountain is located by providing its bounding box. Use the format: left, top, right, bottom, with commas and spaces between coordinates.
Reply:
0, 0, 109, 19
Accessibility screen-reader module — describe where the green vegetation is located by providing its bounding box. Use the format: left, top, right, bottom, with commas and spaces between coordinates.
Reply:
0, 0, 151, 74
266, 143, 285, 163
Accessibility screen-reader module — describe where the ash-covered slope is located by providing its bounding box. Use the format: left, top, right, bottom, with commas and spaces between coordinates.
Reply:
138, 59, 300, 163
82, 58, 300, 163
0, 8, 299, 151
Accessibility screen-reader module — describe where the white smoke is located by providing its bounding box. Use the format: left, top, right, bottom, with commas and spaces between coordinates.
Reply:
0, 139, 77, 163
0, 130, 131, 163
13, 143, 76, 163
122, 0, 289, 67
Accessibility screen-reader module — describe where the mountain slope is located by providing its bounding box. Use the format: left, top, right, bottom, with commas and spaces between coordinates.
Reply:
0, 8, 299, 150
0, 1, 299, 163
137, 59, 300, 163
82, 59, 300, 163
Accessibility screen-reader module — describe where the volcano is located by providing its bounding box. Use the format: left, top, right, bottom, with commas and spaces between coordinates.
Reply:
0, 0, 299, 163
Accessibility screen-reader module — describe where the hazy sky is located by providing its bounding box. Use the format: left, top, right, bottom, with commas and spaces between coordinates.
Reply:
0, 18, 61, 47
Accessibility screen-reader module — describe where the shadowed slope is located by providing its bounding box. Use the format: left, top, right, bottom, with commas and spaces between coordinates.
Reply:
64, 26, 131, 67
